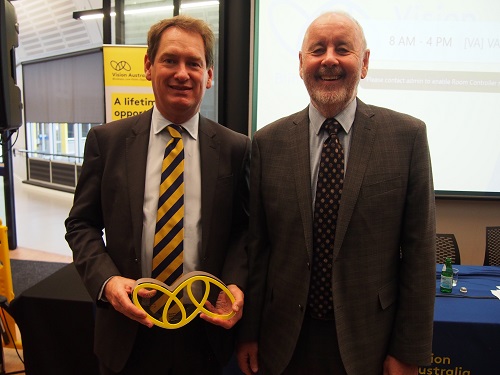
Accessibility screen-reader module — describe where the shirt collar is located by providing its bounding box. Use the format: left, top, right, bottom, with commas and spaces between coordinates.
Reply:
309, 98, 357, 136
152, 105, 199, 140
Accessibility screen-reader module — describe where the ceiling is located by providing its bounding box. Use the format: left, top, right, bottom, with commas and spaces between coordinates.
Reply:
12, 0, 103, 63
11, 0, 219, 64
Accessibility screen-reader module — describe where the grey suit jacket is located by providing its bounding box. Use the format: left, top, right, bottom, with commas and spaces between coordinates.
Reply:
65, 109, 250, 372
241, 99, 436, 375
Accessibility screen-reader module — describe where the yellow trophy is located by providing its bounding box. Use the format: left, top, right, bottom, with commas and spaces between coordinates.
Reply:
132, 271, 236, 329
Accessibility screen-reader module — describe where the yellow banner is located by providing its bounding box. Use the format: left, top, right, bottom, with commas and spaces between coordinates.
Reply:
103, 45, 154, 122
103, 45, 149, 87
111, 93, 155, 121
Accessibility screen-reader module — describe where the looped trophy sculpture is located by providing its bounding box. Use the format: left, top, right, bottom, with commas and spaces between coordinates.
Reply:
132, 271, 236, 329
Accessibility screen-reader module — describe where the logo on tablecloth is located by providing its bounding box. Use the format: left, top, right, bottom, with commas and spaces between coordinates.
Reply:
419, 354, 472, 375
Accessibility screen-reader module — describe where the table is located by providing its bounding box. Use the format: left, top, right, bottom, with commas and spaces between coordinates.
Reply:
419, 265, 500, 375
7, 263, 237, 375
9, 264, 500, 375
9, 263, 99, 375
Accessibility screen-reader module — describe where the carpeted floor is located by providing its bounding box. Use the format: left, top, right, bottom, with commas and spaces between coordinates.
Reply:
9, 259, 69, 296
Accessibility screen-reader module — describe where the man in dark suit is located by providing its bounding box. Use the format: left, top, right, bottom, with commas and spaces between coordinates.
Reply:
65, 15, 250, 375
237, 11, 435, 375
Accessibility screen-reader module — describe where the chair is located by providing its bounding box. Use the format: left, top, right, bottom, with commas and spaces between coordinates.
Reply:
436, 234, 461, 265
484, 226, 500, 266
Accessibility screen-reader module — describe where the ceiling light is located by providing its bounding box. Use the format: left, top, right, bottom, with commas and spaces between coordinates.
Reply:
72, 9, 104, 20
181, 1, 219, 9
124, 6, 174, 15
73, 1, 219, 21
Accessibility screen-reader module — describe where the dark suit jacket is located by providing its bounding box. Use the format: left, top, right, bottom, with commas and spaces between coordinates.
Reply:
65, 109, 250, 372
240, 99, 436, 375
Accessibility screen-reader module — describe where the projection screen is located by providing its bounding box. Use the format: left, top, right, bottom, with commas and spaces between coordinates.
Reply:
253, 0, 500, 198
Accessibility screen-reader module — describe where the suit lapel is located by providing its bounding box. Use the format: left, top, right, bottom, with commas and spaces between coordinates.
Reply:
333, 99, 376, 260
126, 109, 152, 260
290, 108, 314, 259
198, 115, 219, 258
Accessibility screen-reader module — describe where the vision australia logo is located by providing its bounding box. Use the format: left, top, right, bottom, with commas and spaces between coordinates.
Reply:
110, 60, 132, 72
109, 58, 146, 81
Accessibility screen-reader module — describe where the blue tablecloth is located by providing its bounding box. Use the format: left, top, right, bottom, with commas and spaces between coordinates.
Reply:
419, 265, 500, 374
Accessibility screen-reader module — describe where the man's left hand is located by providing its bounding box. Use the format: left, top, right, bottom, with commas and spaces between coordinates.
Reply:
383, 355, 418, 375
200, 284, 243, 329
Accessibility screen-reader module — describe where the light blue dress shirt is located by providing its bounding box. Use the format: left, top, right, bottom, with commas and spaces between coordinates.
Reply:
309, 99, 357, 207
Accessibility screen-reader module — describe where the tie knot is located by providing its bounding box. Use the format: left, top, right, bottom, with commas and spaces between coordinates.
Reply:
167, 124, 183, 139
322, 118, 341, 136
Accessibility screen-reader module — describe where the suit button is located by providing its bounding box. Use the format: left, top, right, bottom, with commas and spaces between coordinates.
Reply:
298, 304, 304, 312
306, 262, 311, 270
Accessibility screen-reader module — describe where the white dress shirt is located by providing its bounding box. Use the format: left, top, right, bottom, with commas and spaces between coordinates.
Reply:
141, 105, 202, 278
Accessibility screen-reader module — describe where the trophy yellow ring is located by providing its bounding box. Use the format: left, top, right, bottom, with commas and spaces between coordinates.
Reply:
132, 271, 236, 329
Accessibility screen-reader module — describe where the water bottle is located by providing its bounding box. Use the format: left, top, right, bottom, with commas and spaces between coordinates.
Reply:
440, 257, 453, 293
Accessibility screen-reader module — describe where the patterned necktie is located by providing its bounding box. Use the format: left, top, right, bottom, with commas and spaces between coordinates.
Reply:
152, 124, 184, 286
308, 118, 344, 319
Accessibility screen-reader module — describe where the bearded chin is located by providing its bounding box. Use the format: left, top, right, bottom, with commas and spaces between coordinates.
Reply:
309, 88, 348, 107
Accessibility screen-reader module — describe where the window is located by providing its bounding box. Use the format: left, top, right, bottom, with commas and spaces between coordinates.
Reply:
18, 0, 222, 190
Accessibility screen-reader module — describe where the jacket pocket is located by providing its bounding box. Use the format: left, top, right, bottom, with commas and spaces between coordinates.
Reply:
361, 174, 402, 198
378, 279, 398, 310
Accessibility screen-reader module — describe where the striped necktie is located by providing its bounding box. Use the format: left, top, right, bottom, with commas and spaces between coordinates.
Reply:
152, 124, 184, 285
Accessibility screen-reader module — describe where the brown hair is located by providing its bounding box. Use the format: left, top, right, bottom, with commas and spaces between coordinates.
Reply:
147, 14, 215, 68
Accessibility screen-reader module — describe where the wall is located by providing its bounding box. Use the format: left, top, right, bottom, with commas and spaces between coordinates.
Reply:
8, 0, 500, 263
436, 199, 500, 265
